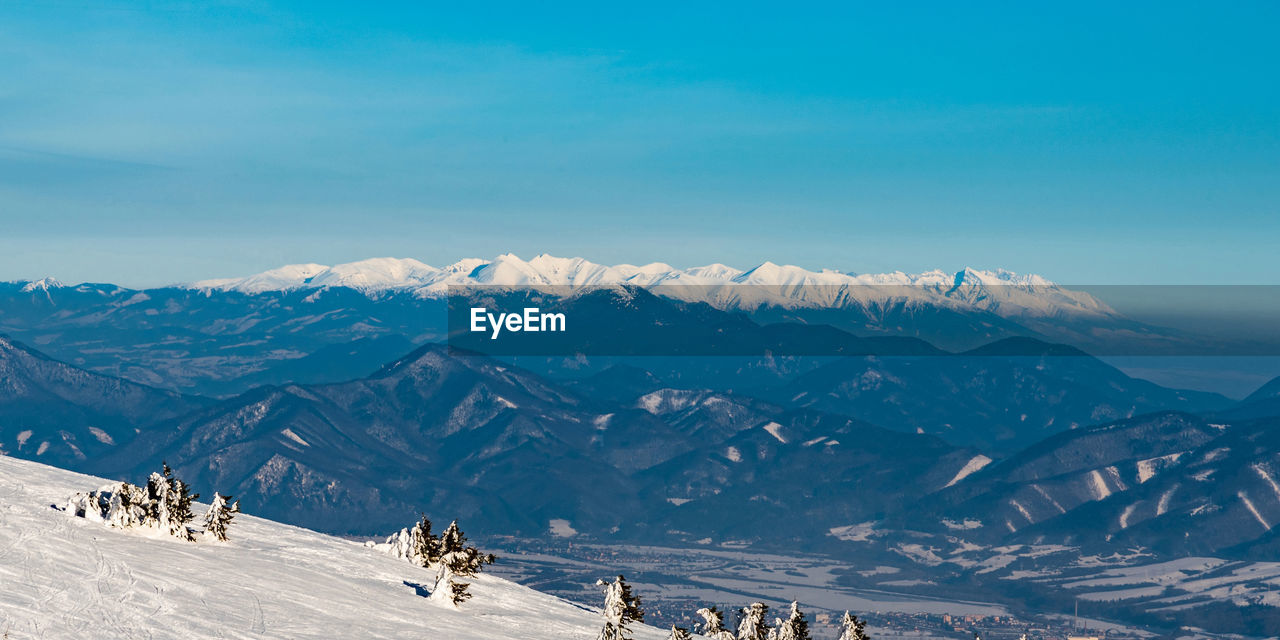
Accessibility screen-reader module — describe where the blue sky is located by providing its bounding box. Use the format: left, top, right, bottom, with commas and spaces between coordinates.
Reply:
0, 1, 1276, 286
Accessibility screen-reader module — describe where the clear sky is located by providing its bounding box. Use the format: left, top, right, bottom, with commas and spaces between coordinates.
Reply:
1, 1, 1277, 287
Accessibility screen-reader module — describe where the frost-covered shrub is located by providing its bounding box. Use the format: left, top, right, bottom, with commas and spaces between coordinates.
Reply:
64, 463, 225, 543
203, 492, 241, 542
379, 516, 496, 607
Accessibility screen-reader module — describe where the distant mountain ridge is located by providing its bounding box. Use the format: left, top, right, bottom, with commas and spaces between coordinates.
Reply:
1, 257, 1250, 402
186, 254, 1056, 293
0, 335, 207, 466
184, 254, 1116, 321
0, 331, 1260, 558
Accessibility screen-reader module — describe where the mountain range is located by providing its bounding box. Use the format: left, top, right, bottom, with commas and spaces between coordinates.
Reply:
3, 327, 1274, 555
4, 255, 1280, 634
0, 254, 1229, 401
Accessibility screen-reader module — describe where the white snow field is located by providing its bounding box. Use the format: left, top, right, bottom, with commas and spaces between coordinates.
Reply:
0, 455, 667, 639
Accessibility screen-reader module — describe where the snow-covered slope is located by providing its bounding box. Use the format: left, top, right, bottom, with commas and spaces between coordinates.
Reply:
189, 254, 1115, 320
0, 455, 665, 640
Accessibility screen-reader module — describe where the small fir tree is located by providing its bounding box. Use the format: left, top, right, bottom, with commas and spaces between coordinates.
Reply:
667, 625, 693, 640
429, 520, 495, 607
144, 463, 199, 540
438, 520, 495, 576
774, 602, 810, 640
737, 602, 770, 640
697, 606, 736, 640
837, 611, 871, 640
413, 514, 440, 566
431, 562, 472, 606
203, 492, 241, 542
595, 575, 643, 640
439, 520, 465, 568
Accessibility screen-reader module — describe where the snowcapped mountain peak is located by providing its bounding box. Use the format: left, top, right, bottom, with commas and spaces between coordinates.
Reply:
953, 266, 1051, 288
20, 276, 64, 292
679, 263, 744, 282
309, 257, 437, 291
193, 263, 328, 294
184, 254, 1113, 319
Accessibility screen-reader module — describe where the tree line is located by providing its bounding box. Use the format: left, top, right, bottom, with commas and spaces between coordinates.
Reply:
596, 574, 872, 640
66, 462, 240, 542
383, 514, 497, 606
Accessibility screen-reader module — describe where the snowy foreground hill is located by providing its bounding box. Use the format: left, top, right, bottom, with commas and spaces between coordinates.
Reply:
0, 455, 666, 640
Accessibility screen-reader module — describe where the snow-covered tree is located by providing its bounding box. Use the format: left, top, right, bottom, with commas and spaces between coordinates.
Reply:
773, 602, 810, 640
385, 516, 494, 606
203, 492, 240, 542
737, 602, 770, 640
413, 515, 440, 566
837, 611, 870, 640
667, 625, 692, 640
64, 461, 226, 546
65, 464, 206, 541
595, 575, 644, 640
146, 462, 199, 540
438, 520, 495, 576
429, 520, 496, 606
104, 481, 149, 529
697, 606, 736, 640
430, 562, 472, 607
386, 515, 440, 567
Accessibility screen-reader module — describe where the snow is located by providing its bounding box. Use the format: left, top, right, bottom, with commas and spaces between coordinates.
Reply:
548, 519, 578, 538
86, 427, 115, 446
826, 523, 877, 542
1065, 558, 1228, 589
186, 254, 1117, 321
1031, 484, 1067, 514
761, 422, 787, 444
1009, 499, 1034, 523
636, 389, 706, 415
1190, 502, 1219, 516
1252, 463, 1280, 502
1237, 491, 1272, 531
1136, 453, 1182, 484
1088, 469, 1112, 500
1156, 487, 1176, 516
725, 446, 742, 463
892, 544, 945, 566
1078, 585, 1168, 602
193, 263, 329, 293
1201, 447, 1230, 464
20, 277, 63, 292
280, 428, 310, 448
1119, 503, 1138, 529
941, 518, 983, 530
0, 455, 669, 640
943, 455, 992, 488
1191, 469, 1217, 482
1057, 556, 1280, 613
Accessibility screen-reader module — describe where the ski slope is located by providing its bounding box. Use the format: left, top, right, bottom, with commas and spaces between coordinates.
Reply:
0, 455, 667, 639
